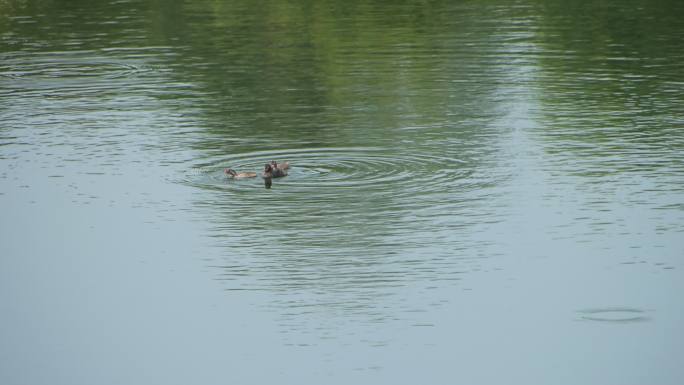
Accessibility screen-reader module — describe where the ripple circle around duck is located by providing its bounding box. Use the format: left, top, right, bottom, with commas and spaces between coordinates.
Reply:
185, 147, 472, 197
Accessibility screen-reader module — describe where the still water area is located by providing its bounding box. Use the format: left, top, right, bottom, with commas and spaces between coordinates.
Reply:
1, 0, 683, 384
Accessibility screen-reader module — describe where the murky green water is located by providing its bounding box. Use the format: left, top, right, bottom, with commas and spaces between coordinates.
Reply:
2, 0, 683, 384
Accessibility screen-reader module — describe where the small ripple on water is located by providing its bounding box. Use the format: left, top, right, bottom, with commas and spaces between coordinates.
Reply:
0, 50, 160, 79
0, 59, 143, 80
577, 307, 650, 323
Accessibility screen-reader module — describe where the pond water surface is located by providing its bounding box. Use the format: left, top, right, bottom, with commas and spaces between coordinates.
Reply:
1, 1, 683, 384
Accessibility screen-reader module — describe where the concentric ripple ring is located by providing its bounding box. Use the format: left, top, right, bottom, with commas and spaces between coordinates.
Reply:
184, 147, 472, 196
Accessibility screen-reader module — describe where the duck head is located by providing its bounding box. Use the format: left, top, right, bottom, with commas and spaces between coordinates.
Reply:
263, 163, 273, 177
224, 168, 237, 177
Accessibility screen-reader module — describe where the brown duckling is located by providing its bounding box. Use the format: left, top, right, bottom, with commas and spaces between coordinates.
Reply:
224, 168, 257, 179
262, 163, 287, 178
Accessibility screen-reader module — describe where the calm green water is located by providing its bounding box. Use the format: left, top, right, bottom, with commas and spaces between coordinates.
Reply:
2, 0, 683, 384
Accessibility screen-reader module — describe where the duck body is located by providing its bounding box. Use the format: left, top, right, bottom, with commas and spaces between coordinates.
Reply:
224, 168, 257, 179
271, 168, 287, 177
262, 163, 288, 178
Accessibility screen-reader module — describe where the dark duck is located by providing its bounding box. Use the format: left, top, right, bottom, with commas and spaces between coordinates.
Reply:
262, 162, 288, 178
